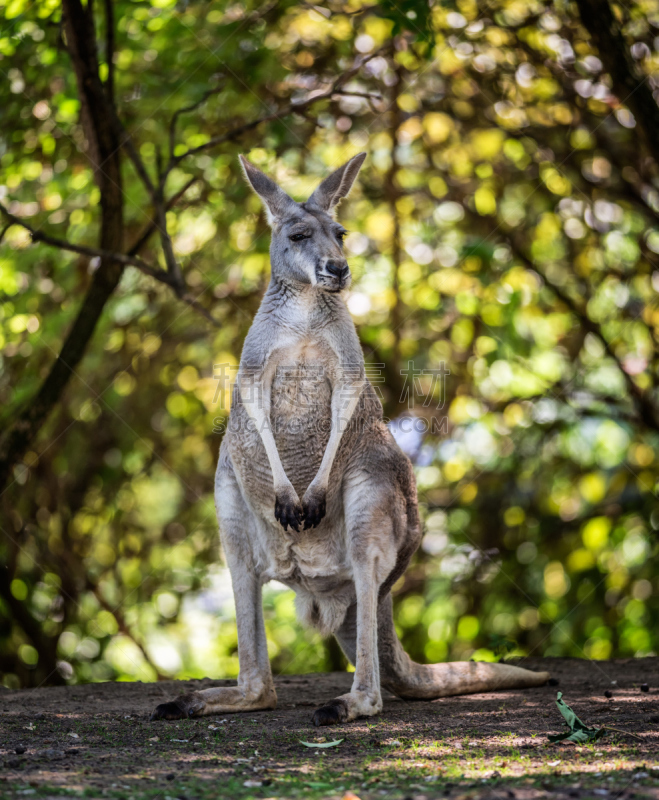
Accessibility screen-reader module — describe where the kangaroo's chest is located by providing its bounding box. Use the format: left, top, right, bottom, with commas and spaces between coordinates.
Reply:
268, 339, 334, 484
228, 336, 338, 497
270, 340, 334, 416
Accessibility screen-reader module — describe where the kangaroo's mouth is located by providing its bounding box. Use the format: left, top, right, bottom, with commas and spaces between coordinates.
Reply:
317, 276, 351, 293
315, 262, 351, 292
323, 284, 348, 293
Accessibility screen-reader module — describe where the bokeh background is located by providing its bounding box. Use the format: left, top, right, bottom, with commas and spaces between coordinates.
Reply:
2, 0, 659, 690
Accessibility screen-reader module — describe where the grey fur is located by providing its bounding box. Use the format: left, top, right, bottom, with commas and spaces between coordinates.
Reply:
151, 155, 549, 725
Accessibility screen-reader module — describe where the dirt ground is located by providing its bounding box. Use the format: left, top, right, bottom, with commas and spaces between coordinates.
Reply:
1, 658, 658, 800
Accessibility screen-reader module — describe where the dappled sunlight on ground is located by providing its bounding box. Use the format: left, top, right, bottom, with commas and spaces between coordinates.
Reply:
1, 658, 658, 799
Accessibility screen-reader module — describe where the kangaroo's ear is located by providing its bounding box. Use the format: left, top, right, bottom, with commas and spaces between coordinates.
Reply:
306, 152, 366, 213
239, 155, 297, 224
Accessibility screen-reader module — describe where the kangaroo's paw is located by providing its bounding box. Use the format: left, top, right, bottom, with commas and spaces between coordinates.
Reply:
302, 485, 326, 529
274, 486, 303, 532
150, 692, 205, 721
312, 691, 382, 726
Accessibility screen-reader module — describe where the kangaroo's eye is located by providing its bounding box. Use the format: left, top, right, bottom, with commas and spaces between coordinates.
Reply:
290, 233, 309, 242
336, 230, 347, 242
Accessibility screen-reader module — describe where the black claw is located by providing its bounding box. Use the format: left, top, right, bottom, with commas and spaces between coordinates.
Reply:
291, 508, 302, 532
275, 503, 287, 531
312, 698, 348, 727
275, 494, 303, 533
303, 493, 326, 529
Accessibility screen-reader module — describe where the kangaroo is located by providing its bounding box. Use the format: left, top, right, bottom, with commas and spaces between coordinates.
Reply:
151, 153, 550, 726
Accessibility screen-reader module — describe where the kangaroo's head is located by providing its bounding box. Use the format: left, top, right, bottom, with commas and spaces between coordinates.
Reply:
239, 152, 366, 293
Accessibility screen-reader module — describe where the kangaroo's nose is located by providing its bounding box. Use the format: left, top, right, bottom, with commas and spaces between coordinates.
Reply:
326, 260, 349, 279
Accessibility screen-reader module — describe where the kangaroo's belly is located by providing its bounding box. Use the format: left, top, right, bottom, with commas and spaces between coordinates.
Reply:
261, 526, 355, 636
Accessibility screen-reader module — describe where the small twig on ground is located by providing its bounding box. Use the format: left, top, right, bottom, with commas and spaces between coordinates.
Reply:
602, 726, 644, 741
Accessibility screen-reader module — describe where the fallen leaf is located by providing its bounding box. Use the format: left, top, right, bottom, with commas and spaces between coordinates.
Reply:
547, 692, 607, 745
299, 739, 344, 748
149, 736, 159, 742
67, 733, 79, 739
243, 780, 262, 788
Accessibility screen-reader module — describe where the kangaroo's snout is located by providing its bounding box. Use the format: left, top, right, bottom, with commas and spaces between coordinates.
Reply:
323, 259, 350, 289
326, 260, 349, 279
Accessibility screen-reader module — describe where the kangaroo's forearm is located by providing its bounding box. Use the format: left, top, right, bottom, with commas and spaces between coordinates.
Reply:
238, 373, 290, 490
311, 380, 364, 489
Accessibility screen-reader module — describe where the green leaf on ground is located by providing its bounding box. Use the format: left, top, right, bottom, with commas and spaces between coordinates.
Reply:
299, 739, 344, 748
548, 692, 608, 744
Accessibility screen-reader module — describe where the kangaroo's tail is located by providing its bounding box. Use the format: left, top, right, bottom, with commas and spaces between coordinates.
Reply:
375, 594, 549, 699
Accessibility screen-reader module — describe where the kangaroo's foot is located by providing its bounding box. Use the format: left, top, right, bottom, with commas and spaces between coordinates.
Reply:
312, 690, 382, 726
384, 661, 550, 700
151, 682, 277, 721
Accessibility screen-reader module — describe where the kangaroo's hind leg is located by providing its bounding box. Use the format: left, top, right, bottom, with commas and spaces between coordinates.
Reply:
151, 451, 276, 720
311, 475, 399, 726
376, 592, 549, 698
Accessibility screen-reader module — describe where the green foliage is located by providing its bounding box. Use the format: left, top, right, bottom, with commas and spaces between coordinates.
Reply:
1, 0, 659, 689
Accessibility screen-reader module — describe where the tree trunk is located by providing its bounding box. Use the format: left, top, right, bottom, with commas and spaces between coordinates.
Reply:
0, 0, 124, 496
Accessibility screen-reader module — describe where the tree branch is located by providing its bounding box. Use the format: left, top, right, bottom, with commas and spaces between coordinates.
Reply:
0, 564, 62, 684
0, 203, 220, 328
168, 84, 225, 161
165, 51, 384, 171
118, 123, 157, 197
103, 0, 115, 102
0, 205, 171, 282
90, 585, 169, 681
126, 176, 198, 256
575, 0, 659, 167
508, 235, 659, 433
